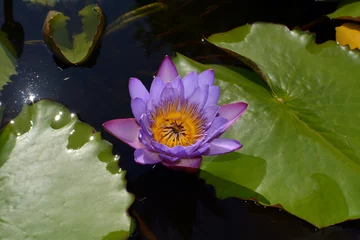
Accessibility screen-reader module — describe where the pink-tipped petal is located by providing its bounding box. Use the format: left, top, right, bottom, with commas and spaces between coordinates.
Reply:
198, 69, 214, 86
156, 55, 179, 83
218, 102, 248, 131
103, 118, 143, 149
135, 148, 162, 164
203, 138, 242, 156
162, 157, 202, 172
131, 98, 146, 123
129, 78, 150, 101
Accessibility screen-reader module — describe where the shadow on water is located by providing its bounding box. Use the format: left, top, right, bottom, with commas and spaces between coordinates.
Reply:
0, 0, 360, 239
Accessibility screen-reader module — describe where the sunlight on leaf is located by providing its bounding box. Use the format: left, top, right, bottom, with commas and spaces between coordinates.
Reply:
43, 4, 105, 65
173, 23, 360, 228
0, 100, 134, 239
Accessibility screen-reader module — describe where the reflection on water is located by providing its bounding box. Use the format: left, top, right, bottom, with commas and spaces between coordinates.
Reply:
1, 0, 359, 239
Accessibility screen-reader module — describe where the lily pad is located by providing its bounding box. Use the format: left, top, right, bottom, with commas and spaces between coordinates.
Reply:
43, 4, 105, 65
328, 1, 360, 21
173, 22, 360, 228
0, 100, 134, 239
0, 31, 17, 90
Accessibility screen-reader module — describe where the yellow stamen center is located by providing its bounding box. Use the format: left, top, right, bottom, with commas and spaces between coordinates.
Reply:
151, 100, 205, 148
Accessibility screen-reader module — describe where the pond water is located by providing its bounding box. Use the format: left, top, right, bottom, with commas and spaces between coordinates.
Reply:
1, 0, 360, 239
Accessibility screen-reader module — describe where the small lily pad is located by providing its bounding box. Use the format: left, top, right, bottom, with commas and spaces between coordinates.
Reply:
43, 4, 105, 65
328, 1, 360, 21
0, 100, 134, 239
0, 31, 17, 90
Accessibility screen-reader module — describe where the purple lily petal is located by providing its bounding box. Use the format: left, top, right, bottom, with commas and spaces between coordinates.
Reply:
205, 117, 228, 142
182, 71, 199, 98
204, 86, 220, 107
151, 138, 203, 158
203, 105, 220, 127
218, 102, 248, 131
145, 98, 155, 118
156, 55, 179, 83
138, 129, 154, 150
187, 85, 209, 109
198, 69, 214, 86
138, 115, 153, 139
159, 154, 180, 162
187, 142, 210, 158
150, 77, 166, 105
103, 118, 143, 149
131, 98, 146, 123
151, 140, 181, 157
170, 76, 184, 100
139, 115, 151, 132
160, 84, 179, 102
162, 157, 202, 172
135, 148, 162, 164
203, 138, 242, 156
129, 77, 150, 102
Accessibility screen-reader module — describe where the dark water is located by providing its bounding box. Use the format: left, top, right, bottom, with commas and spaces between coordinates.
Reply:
1, 0, 360, 239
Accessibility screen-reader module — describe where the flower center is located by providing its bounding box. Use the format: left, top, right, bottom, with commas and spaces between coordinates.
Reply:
150, 100, 205, 148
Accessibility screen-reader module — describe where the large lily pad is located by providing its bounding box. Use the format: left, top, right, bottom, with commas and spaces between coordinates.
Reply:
0, 31, 17, 90
328, 1, 360, 21
173, 22, 360, 228
43, 4, 105, 65
0, 100, 133, 239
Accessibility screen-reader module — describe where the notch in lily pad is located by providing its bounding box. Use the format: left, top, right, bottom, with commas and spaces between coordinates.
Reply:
43, 4, 105, 65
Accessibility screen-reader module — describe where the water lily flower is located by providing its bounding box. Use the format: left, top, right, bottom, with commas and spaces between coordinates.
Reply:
103, 56, 247, 171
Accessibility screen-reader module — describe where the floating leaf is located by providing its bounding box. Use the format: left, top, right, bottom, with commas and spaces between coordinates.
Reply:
336, 22, 360, 50
43, 4, 105, 65
328, 1, 360, 21
173, 22, 360, 228
0, 100, 134, 239
0, 31, 17, 90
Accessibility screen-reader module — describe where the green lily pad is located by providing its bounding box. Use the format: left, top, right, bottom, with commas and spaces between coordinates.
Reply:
0, 100, 134, 239
43, 4, 105, 65
328, 1, 360, 21
173, 22, 360, 228
0, 31, 17, 90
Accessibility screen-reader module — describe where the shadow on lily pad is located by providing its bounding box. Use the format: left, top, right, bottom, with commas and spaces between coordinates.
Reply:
200, 170, 269, 204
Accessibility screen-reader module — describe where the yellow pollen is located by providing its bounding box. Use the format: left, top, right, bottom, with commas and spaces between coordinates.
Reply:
151, 100, 205, 148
